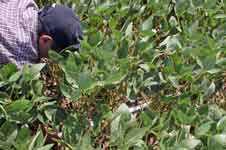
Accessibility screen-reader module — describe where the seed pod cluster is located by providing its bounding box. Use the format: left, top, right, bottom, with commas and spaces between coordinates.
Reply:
209, 75, 226, 110
40, 58, 62, 97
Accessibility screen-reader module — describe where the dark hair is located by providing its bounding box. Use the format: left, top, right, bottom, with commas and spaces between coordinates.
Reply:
38, 4, 83, 52
38, 16, 61, 52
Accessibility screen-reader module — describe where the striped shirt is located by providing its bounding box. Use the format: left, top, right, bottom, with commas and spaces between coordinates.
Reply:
0, 0, 39, 68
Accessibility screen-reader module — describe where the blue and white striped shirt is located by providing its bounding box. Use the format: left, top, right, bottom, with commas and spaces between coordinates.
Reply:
0, 0, 39, 68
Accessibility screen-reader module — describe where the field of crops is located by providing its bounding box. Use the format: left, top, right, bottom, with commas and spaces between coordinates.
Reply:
1, 0, 226, 149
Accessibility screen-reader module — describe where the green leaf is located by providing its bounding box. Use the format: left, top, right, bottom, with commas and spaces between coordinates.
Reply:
35, 144, 54, 150
173, 109, 197, 124
44, 108, 57, 122
16, 127, 31, 143
110, 115, 122, 143
78, 133, 93, 150
141, 16, 153, 31
0, 64, 17, 80
15, 127, 31, 149
117, 103, 131, 116
0, 140, 12, 150
168, 75, 179, 88
5, 99, 32, 112
204, 82, 215, 97
88, 31, 102, 46
211, 134, 226, 146
208, 105, 225, 120
28, 130, 45, 150
104, 71, 127, 86
215, 14, 226, 19
217, 116, 226, 131
48, 50, 64, 62
169, 16, 178, 27
22, 63, 45, 81
125, 128, 147, 147
207, 68, 221, 74
195, 122, 212, 137
78, 72, 95, 92
125, 22, 133, 39
181, 138, 202, 149
60, 83, 80, 100
9, 71, 22, 82
0, 122, 17, 140
27, 63, 46, 74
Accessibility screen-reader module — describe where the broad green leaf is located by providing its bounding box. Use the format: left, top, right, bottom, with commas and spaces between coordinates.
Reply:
173, 109, 197, 124
9, 71, 22, 82
211, 134, 226, 146
88, 31, 102, 46
117, 103, 131, 116
181, 138, 202, 149
125, 128, 147, 147
22, 63, 45, 81
110, 115, 122, 143
195, 122, 212, 137
0, 64, 17, 80
104, 71, 127, 86
0, 140, 12, 150
60, 83, 80, 100
5, 99, 32, 112
141, 16, 153, 31
217, 116, 226, 131
78, 72, 95, 92
78, 133, 93, 150
0, 122, 17, 140
16, 127, 31, 149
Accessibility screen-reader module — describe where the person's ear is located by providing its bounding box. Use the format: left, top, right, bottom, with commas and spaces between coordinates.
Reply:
38, 35, 53, 58
39, 35, 53, 46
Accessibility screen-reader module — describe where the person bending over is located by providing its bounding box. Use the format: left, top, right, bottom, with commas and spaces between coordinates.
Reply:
0, 0, 83, 69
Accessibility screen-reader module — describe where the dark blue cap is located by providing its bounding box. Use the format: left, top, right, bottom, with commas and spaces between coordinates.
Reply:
38, 4, 83, 52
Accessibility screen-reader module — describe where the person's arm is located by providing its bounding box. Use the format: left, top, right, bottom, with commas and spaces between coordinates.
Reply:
19, 0, 39, 62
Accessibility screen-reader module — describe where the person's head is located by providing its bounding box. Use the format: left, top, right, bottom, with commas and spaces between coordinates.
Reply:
38, 4, 83, 58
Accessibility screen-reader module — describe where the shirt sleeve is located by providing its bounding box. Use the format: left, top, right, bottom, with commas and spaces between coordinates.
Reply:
19, 0, 39, 62
0, 0, 39, 68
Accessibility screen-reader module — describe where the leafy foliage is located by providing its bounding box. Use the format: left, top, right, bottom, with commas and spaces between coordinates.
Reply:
1, 0, 226, 149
